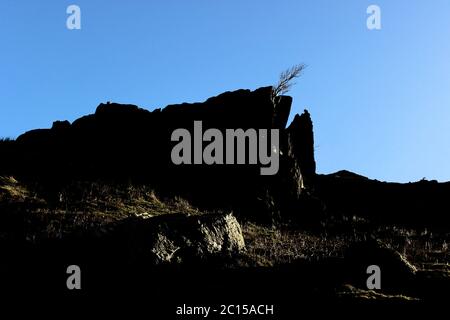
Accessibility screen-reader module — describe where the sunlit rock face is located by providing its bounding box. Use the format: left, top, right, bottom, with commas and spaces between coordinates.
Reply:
103, 212, 246, 265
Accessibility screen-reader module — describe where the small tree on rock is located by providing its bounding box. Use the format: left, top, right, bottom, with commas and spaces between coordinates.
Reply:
271, 64, 306, 108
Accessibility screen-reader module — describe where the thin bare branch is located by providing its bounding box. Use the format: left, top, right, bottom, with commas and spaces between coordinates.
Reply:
271, 64, 306, 107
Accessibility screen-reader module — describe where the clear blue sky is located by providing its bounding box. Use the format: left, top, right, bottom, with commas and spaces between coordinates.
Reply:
1, 0, 450, 182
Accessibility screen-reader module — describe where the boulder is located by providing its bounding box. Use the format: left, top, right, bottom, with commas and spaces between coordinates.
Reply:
119, 213, 246, 265
344, 239, 417, 293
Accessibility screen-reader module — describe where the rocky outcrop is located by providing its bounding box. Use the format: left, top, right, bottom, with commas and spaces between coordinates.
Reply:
1, 86, 317, 222
315, 171, 450, 227
287, 110, 316, 188
110, 213, 246, 265
344, 239, 417, 293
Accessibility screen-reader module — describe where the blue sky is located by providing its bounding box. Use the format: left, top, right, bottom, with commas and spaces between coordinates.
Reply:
1, 0, 450, 182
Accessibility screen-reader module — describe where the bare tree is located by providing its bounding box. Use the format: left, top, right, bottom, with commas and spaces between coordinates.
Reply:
271, 64, 306, 108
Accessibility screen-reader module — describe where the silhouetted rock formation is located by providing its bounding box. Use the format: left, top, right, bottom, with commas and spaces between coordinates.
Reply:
1, 87, 449, 302
344, 239, 417, 293
2, 86, 448, 227
287, 110, 316, 188
315, 171, 450, 228
0, 87, 316, 222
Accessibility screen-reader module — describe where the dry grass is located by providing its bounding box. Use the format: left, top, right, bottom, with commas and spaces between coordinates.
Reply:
375, 225, 449, 270
0, 177, 202, 241
0, 176, 30, 201
240, 217, 449, 270
337, 284, 420, 302
241, 222, 346, 266
3, 176, 449, 272
54, 181, 202, 219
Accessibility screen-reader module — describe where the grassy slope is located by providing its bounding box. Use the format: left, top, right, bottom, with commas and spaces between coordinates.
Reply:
1, 176, 449, 302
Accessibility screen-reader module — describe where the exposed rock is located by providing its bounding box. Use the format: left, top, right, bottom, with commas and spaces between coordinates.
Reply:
151, 233, 180, 264
198, 213, 245, 254
287, 110, 316, 188
344, 239, 417, 293
315, 171, 450, 227
272, 95, 292, 129
51, 120, 71, 130
278, 131, 304, 199
4, 86, 312, 223
119, 213, 246, 265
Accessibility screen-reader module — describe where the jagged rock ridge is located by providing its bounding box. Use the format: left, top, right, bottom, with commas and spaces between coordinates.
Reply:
0, 86, 316, 222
